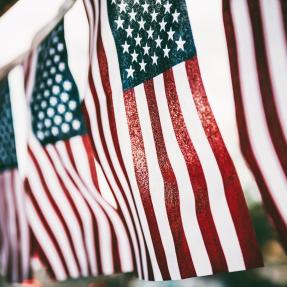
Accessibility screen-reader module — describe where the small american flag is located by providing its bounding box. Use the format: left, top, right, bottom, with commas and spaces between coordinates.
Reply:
0, 78, 31, 282
223, 0, 287, 250
83, 0, 263, 281
24, 21, 134, 281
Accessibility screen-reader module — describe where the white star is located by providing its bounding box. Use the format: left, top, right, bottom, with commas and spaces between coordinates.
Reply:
151, 53, 158, 65
125, 25, 134, 37
163, 45, 170, 57
115, 16, 124, 29
122, 41, 130, 53
118, 1, 127, 13
159, 19, 167, 31
131, 50, 138, 62
142, 2, 149, 13
135, 34, 142, 46
147, 27, 154, 39
176, 36, 186, 51
139, 59, 147, 71
129, 9, 137, 21
151, 10, 158, 22
126, 65, 135, 78
111, 0, 116, 4
155, 36, 162, 48
138, 17, 146, 30
164, 1, 172, 13
134, 0, 140, 4
156, 0, 161, 4
143, 43, 150, 55
172, 9, 180, 23
167, 27, 175, 40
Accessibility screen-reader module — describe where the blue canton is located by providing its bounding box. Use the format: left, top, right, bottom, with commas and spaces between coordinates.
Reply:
0, 79, 17, 171
107, 0, 196, 90
31, 21, 86, 145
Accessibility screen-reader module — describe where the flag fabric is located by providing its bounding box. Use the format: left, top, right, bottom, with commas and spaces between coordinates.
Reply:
223, 0, 287, 249
23, 20, 134, 281
0, 78, 31, 282
82, 0, 263, 281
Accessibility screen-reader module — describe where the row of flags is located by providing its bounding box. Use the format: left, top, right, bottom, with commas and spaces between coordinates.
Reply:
0, 0, 286, 283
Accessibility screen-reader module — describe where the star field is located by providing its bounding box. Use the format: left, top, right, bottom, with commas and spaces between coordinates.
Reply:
108, 0, 196, 90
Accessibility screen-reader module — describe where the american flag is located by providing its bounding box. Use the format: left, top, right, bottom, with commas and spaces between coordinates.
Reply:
83, 0, 263, 281
223, 0, 287, 249
24, 21, 134, 281
0, 78, 31, 282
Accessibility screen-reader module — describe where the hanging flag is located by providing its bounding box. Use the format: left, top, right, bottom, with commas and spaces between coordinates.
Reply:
83, 0, 263, 281
223, 0, 287, 249
0, 78, 31, 282
24, 20, 134, 281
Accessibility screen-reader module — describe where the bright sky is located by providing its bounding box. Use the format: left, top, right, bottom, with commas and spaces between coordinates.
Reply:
0, 0, 261, 202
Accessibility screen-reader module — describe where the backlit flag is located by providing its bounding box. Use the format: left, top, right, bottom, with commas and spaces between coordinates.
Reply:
223, 0, 287, 249
24, 21, 134, 281
0, 78, 31, 282
83, 0, 263, 281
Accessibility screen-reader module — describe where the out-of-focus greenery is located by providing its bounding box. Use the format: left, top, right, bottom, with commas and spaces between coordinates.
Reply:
1, 203, 286, 287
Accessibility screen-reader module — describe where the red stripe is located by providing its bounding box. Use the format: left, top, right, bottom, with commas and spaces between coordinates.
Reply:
163, 68, 228, 273
247, 0, 287, 176
24, 178, 70, 277
123, 88, 171, 279
28, 147, 80, 275
186, 56, 263, 268
144, 79, 196, 277
223, 0, 287, 250
80, 135, 100, 190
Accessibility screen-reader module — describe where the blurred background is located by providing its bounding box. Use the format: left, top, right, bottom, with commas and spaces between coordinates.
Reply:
0, 0, 287, 286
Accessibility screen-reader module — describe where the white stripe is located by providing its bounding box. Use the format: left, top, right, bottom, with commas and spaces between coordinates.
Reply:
231, 0, 287, 223
153, 74, 212, 276
173, 62, 245, 271
27, 150, 79, 277
97, 0, 161, 279
260, 0, 287, 139
45, 145, 93, 277
67, 137, 134, 272
25, 198, 67, 280
95, 159, 118, 209
135, 84, 181, 279
13, 170, 30, 278
83, 0, 95, 57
